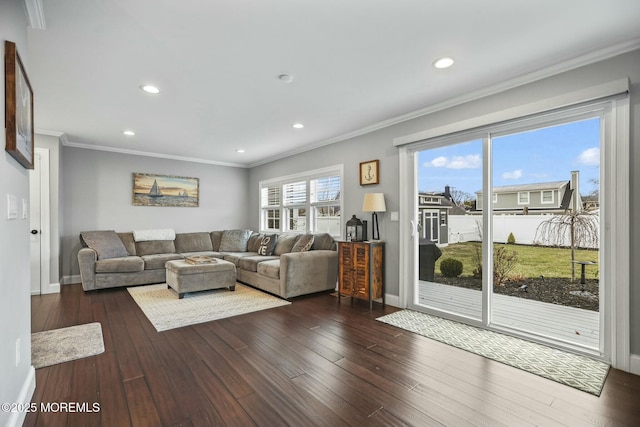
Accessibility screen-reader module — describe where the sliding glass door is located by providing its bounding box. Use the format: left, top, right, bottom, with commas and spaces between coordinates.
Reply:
415, 138, 483, 322
489, 118, 601, 352
408, 107, 606, 355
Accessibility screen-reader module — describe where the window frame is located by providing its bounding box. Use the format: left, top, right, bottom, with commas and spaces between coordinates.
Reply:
517, 191, 530, 205
259, 165, 343, 237
541, 189, 554, 204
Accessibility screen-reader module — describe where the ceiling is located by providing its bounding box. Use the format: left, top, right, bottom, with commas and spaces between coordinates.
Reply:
26, 0, 640, 168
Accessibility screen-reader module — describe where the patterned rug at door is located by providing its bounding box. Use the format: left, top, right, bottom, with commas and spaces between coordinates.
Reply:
128, 283, 291, 332
31, 322, 105, 369
376, 310, 609, 396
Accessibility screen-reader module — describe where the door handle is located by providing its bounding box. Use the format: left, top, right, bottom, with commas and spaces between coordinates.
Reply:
31, 229, 38, 235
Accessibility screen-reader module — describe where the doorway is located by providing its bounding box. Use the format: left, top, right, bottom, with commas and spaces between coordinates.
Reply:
29, 147, 52, 295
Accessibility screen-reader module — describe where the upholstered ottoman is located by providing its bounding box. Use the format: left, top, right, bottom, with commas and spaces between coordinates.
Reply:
165, 259, 236, 299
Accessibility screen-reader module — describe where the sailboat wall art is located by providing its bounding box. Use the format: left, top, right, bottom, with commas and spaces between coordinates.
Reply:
132, 173, 199, 207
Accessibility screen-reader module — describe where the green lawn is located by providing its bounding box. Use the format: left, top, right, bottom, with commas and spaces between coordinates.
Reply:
435, 242, 599, 279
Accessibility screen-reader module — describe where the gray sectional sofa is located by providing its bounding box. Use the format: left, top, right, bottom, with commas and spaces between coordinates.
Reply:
77, 229, 339, 299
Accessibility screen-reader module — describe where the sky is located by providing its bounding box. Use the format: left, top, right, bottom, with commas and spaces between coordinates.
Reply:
418, 117, 600, 199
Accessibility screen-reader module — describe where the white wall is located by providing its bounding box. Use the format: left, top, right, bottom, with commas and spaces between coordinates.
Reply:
61, 146, 251, 279
0, 1, 36, 426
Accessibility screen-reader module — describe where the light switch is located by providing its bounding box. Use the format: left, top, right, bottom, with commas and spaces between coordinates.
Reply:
390, 211, 399, 221
22, 198, 28, 219
7, 194, 17, 219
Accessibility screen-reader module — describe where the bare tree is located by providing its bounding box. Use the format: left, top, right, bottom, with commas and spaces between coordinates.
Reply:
448, 187, 474, 207
535, 209, 599, 282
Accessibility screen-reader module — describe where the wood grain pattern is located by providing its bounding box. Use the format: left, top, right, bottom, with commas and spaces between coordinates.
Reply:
25, 283, 640, 427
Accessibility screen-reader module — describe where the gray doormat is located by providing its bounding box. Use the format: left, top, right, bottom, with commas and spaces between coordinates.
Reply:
376, 310, 609, 396
31, 322, 105, 369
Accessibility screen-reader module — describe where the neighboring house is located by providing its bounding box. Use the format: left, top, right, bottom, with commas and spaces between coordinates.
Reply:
582, 195, 600, 211
418, 186, 466, 244
475, 171, 583, 215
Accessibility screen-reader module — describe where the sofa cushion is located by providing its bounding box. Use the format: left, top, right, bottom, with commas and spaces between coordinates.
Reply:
95, 256, 144, 273
219, 229, 252, 252
257, 234, 278, 256
238, 255, 280, 272
247, 233, 263, 252
175, 232, 214, 253
311, 233, 335, 250
117, 232, 137, 255
80, 230, 129, 260
136, 240, 176, 256
291, 233, 314, 252
141, 253, 183, 270
257, 259, 280, 279
223, 252, 259, 266
274, 234, 299, 255
210, 231, 223, 251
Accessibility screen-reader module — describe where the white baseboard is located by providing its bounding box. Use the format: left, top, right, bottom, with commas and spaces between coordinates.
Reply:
42, 282, 60, 294
61, 275, 81, 285
384, 293, 402, 308
31, 282, 61, 295
630, 353, 640, 375
5, 366, 35, 427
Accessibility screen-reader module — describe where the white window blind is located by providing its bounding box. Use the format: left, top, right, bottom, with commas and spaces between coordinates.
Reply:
283, 181, 306, 206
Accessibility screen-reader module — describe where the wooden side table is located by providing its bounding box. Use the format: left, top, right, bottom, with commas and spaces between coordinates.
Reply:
337, 241, 384, 309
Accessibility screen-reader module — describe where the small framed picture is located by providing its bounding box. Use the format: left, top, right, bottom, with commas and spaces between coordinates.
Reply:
359, 159, 379, 185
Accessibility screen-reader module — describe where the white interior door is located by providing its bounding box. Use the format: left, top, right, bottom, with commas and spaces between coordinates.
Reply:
29, 148, 51, 294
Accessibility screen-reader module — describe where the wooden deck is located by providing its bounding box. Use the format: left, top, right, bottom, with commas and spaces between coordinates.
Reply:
418, 281, 600, 351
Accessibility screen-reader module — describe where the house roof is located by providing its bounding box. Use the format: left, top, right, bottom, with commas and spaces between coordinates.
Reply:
25, 1, 640, 167
476, 180, 568, 194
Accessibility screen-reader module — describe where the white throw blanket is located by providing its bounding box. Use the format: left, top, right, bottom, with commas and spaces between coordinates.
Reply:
133, 228, 176, 242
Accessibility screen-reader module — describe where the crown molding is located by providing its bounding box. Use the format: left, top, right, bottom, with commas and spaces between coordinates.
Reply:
248, 38, 640, 168
61, 139, 247, 168
35, 128, 64, 137
23, 0, 46, 30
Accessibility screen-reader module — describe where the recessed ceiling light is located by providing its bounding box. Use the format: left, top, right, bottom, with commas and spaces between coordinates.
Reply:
122, 130, 135, 136
278, 74, 294, 83
292, 123, 304, 129
433, 57, 454, 69
140, 85, 160, 94
236, 149, 245, 153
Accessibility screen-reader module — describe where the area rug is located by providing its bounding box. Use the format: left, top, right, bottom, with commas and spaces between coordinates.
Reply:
376, 310, 609, 396
31, 322, 105, 369
127, 283, 291, 332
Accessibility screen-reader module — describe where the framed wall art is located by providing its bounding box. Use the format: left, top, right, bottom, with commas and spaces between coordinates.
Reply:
133, 173, 199, 207
359, 159, 379, 185
4, 40, 34, 169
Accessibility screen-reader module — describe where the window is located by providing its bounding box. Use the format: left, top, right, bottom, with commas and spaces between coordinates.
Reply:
259, 165, 343, 236
541, 190, 554, 204
493, 193, 498, 203
517, 191, 529, 205
261, 186, 281, 231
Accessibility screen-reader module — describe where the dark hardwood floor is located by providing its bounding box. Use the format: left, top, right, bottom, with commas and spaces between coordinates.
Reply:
25, 283, 640, 427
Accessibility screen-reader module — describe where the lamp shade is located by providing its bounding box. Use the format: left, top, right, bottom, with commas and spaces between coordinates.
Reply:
362, 193, 386, 212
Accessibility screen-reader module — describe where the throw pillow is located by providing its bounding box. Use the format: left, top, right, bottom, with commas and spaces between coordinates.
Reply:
219, 229, 252, 252
291, 233, 314, 252
80, 230, 129, 260
247, 232, 264, 252
257, 234, 278, 256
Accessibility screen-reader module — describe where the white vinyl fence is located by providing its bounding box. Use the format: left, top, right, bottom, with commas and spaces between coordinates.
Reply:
448, 214, 599, 249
